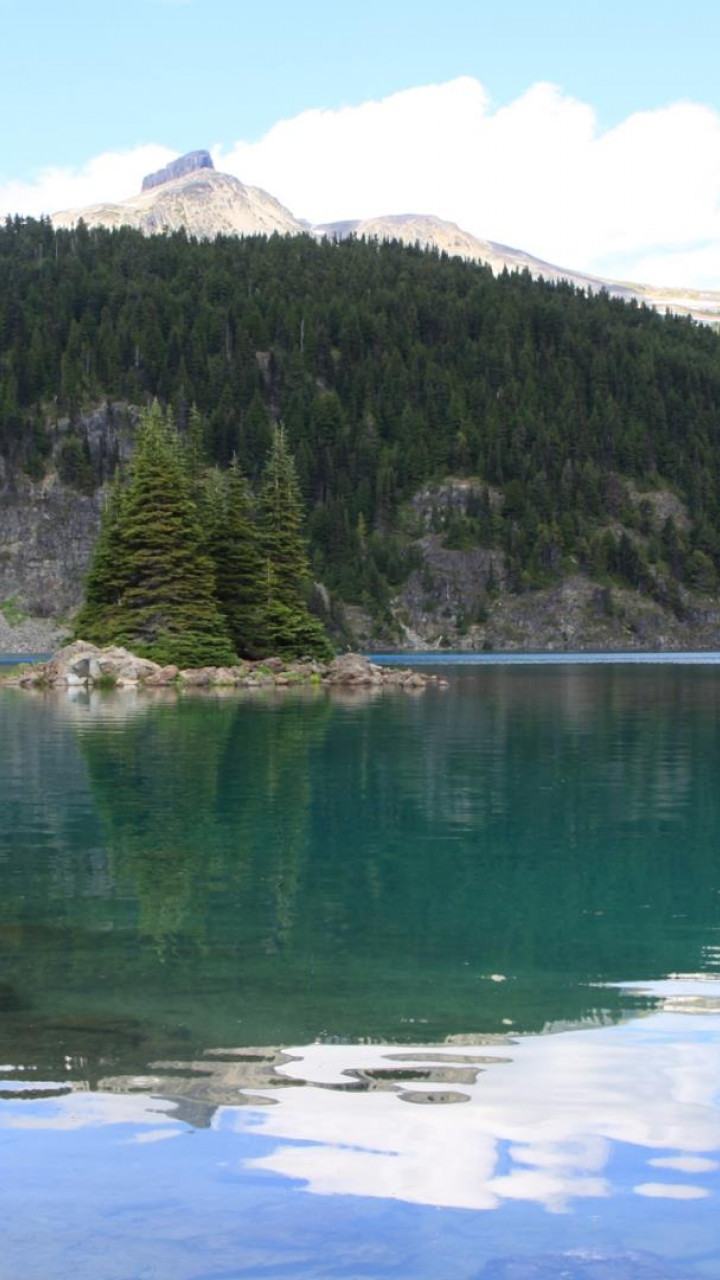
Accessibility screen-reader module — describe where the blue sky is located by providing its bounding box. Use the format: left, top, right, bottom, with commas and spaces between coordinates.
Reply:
3, 0, 719, 177
3, 0, 720, 288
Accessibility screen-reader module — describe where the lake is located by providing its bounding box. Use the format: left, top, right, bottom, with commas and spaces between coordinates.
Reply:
1, 659, 720, 1278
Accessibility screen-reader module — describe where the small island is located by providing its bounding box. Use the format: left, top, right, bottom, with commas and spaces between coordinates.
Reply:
3, 642, 443, 691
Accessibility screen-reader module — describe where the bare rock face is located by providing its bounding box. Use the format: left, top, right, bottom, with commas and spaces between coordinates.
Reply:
0, 402, 137, 622
142, 150, 214, 192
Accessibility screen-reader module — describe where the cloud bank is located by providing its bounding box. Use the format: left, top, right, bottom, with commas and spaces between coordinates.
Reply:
4, 77, 720, 288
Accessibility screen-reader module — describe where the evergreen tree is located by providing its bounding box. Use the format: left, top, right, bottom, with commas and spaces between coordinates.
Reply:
258, 426, 333, 659
259, 426, 310, 608
261, 561, 334, 662
77, 401, 236, 667
185, 403, 208, 491
205, 458, 267, 657
74, 474, 130, 644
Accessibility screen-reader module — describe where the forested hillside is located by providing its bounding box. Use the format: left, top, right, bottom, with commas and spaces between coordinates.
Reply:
2, 215, 720, 640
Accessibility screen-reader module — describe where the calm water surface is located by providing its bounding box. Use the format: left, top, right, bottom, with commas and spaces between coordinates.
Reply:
1, 661, 720, 1278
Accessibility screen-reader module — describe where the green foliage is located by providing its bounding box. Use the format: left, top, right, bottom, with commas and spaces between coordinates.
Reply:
76, 404, 333, 664
56, 433, 96, 493
76, 402, 237, 667
0, 597, 27, 626
258, 428, 334, 660
2, 218, 720, 606
204, 459, 267, 657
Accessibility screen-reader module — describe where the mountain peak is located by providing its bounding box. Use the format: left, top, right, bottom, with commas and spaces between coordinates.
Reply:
141, 150, 214, 192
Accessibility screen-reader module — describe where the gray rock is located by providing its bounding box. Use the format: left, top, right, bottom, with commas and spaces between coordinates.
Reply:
144, 664, 179, 687
179, 667, 214, 686
29, 642, 161, 686
327, 653, 375, 684
141, 150, 214, 192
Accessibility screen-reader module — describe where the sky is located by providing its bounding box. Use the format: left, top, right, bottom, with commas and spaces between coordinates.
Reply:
2, 0, 720, 287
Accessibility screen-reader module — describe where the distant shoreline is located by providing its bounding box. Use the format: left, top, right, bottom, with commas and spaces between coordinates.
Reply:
5, 649, 720, 668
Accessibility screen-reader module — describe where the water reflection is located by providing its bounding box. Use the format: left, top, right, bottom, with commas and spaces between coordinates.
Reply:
1, 992, 719, 1278
1, 666, 720, 1057
3, 667, 720, 1277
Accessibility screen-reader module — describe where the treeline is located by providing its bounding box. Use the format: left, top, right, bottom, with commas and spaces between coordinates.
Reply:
2, 216, 720, 607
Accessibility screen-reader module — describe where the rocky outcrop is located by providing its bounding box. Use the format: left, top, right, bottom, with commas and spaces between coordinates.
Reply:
350, 571, 720, 654
6, 644, 445, 692
0, 403, 135, 621
142, 150, 214, 192
29, 641, 163, 687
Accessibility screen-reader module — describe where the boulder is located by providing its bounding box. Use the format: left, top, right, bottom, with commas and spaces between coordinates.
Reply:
212, 667, 238, 685
42, 640, 96, 684
327, 653, 377, 685
257, 656, 286, 672
144, 664, 179, 687
402, 673, 426, 689
35, 642, 162, 686
179, 667, 214, 686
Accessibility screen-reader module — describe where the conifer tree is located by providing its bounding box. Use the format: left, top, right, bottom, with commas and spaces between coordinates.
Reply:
74, 473, 130, 644
258, 426, 333, 660
185, 403, 207, 492
77, 401, 236, 667
205, 458, 267, 658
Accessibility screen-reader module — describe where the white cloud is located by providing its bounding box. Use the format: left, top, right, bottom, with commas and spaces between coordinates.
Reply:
218, 79, 720, 288
0, 144, 175, 220
232, 1011, 720, 1213
4, 78, 720, 288
634, 1182, 710, 1199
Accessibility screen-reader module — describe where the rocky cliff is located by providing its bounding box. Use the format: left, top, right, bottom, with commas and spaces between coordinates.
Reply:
142, 149, 214, 191
3, 440, 720, 655
0, 405, 135, 652
345, 479, 720, 653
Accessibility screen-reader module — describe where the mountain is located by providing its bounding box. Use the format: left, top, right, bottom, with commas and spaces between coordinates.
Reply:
50, 151, 720, 326
317, 214, 637, 299
53, 152, 303, 240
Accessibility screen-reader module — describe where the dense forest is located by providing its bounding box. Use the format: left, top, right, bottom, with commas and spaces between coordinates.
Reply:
2, 215, 720, 618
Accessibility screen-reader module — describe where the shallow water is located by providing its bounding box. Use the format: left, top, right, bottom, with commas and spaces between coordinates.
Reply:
1, 663, 720, 1278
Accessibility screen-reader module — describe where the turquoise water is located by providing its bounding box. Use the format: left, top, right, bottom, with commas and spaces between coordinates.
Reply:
1, 662, 720, 1277
0, 653, 47, 665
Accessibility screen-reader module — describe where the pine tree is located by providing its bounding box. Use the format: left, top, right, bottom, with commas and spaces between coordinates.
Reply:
259, 426, 333, 660
261, 561, 334, 662
77, 401, 236, 667
74, 473, 130, 644
185, 403, 208, 492
205, 458, 267, 658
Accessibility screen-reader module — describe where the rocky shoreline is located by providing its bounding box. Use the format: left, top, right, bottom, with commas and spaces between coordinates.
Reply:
1, 641, 447, 693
